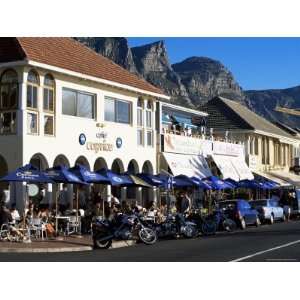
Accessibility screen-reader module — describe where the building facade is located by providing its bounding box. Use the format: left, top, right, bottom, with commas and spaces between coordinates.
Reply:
0, 37, 169, 208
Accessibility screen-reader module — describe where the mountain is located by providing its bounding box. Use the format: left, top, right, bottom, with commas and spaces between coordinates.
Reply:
75, 37, 137, 74
74, 37, 300, 128
246, 86, 300, 128
131, 41, 193, 107
172, 56, 247, 106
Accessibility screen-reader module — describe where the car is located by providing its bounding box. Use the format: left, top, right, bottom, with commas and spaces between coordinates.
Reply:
218, 199, 260, 229
249, 199, 285, 224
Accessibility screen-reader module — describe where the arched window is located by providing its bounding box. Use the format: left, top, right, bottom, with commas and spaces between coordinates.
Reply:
145, 101, 153, 147
27, 70, 39, 109
0, 69, 18, 109
137, 98, 144, 146
43, 74, 55, 112
146, 100, 153, 110
137, 98, 143, 108
43, 74, 55, 136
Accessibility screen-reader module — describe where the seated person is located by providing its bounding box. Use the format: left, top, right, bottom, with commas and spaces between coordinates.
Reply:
10, 205, 20, 224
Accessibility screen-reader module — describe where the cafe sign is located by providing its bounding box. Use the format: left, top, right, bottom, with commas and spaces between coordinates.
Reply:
86, 142, 113, 153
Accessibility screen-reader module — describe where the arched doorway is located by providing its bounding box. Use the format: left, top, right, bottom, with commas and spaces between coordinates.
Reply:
29, 153, 49, 170
75, 156, 90, 170
93, 157, 109, 201
111, 158, 124, 200
53, 154, 70, 168
0, 154, 8, 190
142, 160, 154, 207
127, 160, 139, 200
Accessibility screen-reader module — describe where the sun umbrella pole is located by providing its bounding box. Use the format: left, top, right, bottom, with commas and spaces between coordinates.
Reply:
55, 185, 59, 236
76, 186, 79, 233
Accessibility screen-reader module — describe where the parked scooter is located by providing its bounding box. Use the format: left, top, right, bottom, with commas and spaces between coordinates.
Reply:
92, 213, 157, 249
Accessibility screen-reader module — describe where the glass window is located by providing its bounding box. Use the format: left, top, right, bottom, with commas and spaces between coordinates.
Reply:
27, 112, 38, 134
146, 110, 152, 128
0, 111, 16, 134
137, 98, 143, 108
104, 97, 115, 122
147, 101, 153, 110
44, 115, 54, 135
27, 71, 39, 84
104, 97, 131, 124
146, 130, 153, 146
116, 100, 130, 124
77, 93, 94, 118
43, 74, 54, 112
137, 108, 143, 127
27, 85, 38, 109
44, 74, 54, 87
137, 129, 143, 146
0, 69, 18, 109
62, 89, 77, 116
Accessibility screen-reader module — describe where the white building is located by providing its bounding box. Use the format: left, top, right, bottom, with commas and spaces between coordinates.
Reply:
0, 37, 169, 209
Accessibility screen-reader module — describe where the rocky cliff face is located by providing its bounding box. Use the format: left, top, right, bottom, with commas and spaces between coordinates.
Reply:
172, 56, 247, 106
246, 86, 300, 128
75, 37, 137, 74
131, 41, 193, 107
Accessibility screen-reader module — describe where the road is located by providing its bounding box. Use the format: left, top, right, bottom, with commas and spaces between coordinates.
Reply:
1, 220, 300, 261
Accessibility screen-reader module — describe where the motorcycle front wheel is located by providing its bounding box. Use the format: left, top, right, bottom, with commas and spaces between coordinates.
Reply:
222, 219, 237, 232
138, 227, 157, 245
183, 225, 199, 238
93, 234, 112, 249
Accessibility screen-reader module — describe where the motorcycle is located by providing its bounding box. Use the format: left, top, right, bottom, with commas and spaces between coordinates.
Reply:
209, 209, 237, 232
92, 213, 157, 249
187, 210, 217, 236
150, 213, 198, 239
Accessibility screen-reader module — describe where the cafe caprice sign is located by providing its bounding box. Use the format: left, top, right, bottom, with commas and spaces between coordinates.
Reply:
79, 131, 114, 153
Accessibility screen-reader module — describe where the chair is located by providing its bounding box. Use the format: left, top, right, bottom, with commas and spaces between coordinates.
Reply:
30, 218, 47, 240
0, 223, 10, 241
66, 216, 81, 235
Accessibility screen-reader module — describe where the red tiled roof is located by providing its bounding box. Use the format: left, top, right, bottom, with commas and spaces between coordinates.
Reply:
0, 37, 166, 96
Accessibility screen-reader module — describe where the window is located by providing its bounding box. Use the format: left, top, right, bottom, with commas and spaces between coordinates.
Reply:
146, 110, 152, 128
44, 115, 54, 135
254, 137, 259, 155
146, 130, 153, 147
27, 112, 38, 134
27, 70, 39, 109
137, 128, 144, 146
43, 74, 54, 112
0, 69, 18, 109
104, 97, 131, 124
137, 108, 143, 126
0, 111, 16, 134
62, 88, 95, 119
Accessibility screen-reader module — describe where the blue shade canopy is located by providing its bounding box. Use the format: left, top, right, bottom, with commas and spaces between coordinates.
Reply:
136, 173, 165, 187
96, 169, 133, 186
69, 164, 110, 184
202, 176, 233, 190
238, 179, 261, 189
45, 165, 86, 184
224, 178, 239, 189
157, 173, 194, 189
175, 174, 212, 190
0, 164, 54, 183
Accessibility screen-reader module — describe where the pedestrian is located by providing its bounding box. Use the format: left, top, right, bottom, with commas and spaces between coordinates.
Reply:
58, 184, 69, 214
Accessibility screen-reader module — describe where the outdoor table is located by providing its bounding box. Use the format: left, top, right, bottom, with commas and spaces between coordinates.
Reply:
55, 216, 71, 235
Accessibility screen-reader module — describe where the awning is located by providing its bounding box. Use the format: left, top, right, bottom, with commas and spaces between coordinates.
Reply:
253, 170, 291, 187
211, 155, 240, 181
162, 152, 212, 178
230, 157, 254, 180
268, 170, 300, 187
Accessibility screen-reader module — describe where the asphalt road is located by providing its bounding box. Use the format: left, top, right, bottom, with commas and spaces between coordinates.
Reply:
1, 219, 300, 262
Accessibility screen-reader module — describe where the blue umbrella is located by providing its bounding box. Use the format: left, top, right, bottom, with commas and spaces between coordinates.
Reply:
157, 174, 194, 189
45, 165, 86, 184
202, 176, 232, 190
96, 168, 132, 186
238, 179, 261, 189
189, 176, 212, 190
0, 164, 54, 183
137, 173, 165, 187
224, 178, 239, 189
69, 164, 110, 184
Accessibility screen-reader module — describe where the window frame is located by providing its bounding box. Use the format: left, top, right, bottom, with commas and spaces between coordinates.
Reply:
43, 114, 55, 136
43, 74, 55, 113
0, 69, 18, 110
137, 128, 144, 146
146, 129, 153, 147
26, 70, 39, 111
62, 87, 96, 120
104, 96, 132, 125
0, 110, 17, 135
27, 111, 39, 135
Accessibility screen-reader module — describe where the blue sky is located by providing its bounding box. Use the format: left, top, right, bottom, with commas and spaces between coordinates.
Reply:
127, 38, 300, 91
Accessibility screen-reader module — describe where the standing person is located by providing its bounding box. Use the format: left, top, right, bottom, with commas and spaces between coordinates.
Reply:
58, 184, 69, 215
78, 186, 87, 210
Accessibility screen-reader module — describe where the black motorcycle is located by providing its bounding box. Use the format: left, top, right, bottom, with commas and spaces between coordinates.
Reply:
149, 213, 198, 239
92, 213, 157, 249
209, 209, 237, 232
187, 210, 217, 236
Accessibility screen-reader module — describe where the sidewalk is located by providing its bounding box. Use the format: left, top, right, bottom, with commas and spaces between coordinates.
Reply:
0, 235, 136, 253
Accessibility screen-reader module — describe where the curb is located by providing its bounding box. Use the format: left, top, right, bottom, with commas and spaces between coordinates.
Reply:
0, 240, 136, 253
